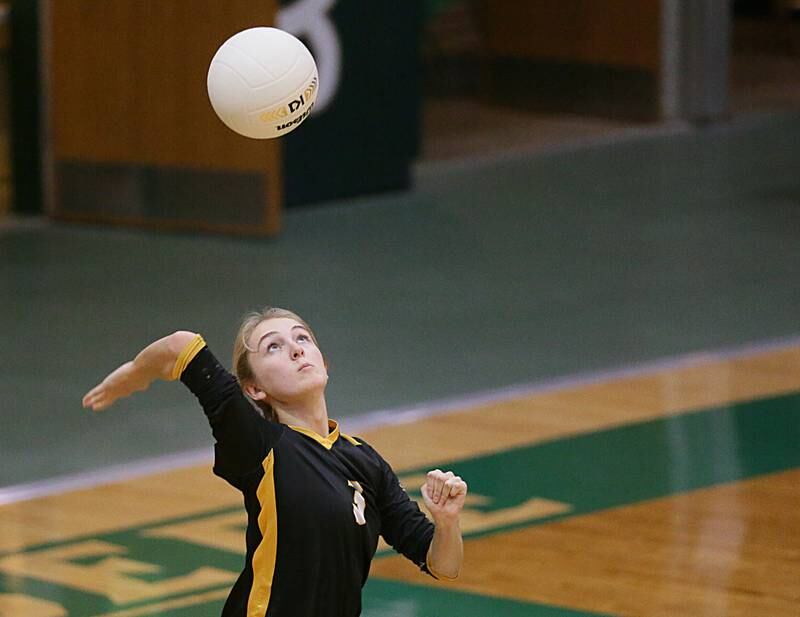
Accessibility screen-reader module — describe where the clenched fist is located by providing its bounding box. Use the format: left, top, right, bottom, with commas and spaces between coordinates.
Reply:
420, 469, 467, 524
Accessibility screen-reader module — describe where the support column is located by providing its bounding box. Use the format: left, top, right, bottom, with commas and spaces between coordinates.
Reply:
661, 0, 731, 123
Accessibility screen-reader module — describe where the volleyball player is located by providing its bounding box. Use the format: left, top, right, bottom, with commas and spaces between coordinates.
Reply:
82, 307, 467, 617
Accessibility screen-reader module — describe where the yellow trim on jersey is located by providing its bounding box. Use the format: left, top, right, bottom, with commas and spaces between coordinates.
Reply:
287, 419, 361, 448
170, 334, 206, 380
288, 419, 342, 450
340, 432, 362, 446
426, 547, 459, 581
247, 449, 278, 617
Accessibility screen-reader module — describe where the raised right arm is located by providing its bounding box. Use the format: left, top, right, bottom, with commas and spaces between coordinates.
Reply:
83, 331, 277, 484
82, 330, 198, 412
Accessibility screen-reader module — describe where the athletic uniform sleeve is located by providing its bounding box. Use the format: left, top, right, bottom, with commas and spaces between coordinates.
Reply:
178, 338, 280, 489
373, 449, 437, 577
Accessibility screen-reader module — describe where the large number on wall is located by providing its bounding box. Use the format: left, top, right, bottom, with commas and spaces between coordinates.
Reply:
278, 0, 341, 113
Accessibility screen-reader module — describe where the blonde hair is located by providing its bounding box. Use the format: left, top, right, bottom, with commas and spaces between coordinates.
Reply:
232, 306, 320, 422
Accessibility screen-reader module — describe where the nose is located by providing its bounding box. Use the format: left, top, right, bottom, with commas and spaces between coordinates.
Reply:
290, 343, 304, 360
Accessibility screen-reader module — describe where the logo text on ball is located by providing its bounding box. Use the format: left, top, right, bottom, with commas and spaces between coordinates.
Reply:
260, 77, 318, 123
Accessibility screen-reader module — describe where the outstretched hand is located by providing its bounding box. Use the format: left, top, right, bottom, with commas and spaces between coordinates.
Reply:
81, 331, 195, 412
421, 469, 468, 524
82, 361, 153, 412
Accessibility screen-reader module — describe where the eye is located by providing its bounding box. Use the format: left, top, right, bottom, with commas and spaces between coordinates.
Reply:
297, 333, 311, 343
266, 342, 280, 353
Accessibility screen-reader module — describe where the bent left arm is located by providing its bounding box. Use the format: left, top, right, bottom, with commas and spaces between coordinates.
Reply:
422, 470, 467, 579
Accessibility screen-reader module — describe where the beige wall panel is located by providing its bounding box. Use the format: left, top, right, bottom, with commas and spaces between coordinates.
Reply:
49, 0, 279, 172
483, 0, 661, 71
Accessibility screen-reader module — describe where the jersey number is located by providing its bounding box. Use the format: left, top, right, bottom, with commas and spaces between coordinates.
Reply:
347, 480, 367, 526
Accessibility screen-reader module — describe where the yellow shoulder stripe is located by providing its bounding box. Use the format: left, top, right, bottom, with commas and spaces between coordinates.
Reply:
170, 334, 206, 380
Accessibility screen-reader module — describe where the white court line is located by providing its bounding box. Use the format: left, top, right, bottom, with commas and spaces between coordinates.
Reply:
2, 333, 800, 506
0, 450, 214, 506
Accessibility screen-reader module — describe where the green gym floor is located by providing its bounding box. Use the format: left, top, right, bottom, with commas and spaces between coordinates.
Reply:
1, 110, 799, 488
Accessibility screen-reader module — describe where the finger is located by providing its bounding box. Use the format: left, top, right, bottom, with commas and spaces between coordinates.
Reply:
87, 391, 110, 412
426, 470, 441, 500
420, 483, 440, 513
431, 470, 455, 503
441, 476, 464, 502
82, 386, 100, 407
420, 482, 431, 504
439, 480, 453, 503
438, 471, 456, 502
84, 380, 108, 402
83, 388, 102, 408
82, 392, 97, 409
442, 474, 460, 501
447, 479, 467, 500
427, 469, 443, 480
432, 476, 445, 503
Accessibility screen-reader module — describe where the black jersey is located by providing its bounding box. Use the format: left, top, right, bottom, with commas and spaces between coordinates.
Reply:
179, 343, 437, 617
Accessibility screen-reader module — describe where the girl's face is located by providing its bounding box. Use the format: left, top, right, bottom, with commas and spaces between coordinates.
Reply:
244, 317, 328, 405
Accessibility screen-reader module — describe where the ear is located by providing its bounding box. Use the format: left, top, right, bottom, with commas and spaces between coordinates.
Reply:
243, 380, 268, 402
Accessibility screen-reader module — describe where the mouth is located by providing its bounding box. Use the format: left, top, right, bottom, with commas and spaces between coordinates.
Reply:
298, 363, 313, 371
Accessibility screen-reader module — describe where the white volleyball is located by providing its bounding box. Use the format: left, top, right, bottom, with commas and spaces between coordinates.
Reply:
207, 27, 318, 139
